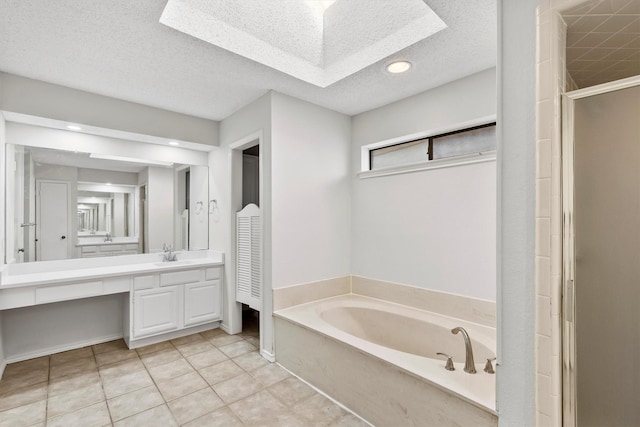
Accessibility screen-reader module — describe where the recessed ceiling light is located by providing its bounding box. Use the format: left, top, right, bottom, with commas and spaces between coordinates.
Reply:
168, 141, 180, 146
386, 61, 412, 74
106, 183, 112, 186
67, 125, 82, 131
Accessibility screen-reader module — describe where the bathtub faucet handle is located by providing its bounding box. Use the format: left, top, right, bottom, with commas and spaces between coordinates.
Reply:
436, 352, 455, 371
484, 357, 497, 374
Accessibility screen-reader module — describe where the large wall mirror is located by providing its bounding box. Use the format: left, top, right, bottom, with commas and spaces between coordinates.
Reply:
4, 121, 210, 263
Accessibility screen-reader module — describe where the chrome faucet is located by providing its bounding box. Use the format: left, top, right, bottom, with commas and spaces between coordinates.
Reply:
451, 327, 476, 374
162, 243, 177, 262
104, 232, 112, 242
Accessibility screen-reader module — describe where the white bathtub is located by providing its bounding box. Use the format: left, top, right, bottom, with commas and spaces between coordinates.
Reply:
274, 294, 496, 414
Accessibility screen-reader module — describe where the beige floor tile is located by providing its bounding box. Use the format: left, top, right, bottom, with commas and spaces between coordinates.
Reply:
167, 387, 224, 425
50, 347, 93, 366
0, 381, 47, 412
251, 362, 290, 387
170, 333, 204, 347
293, 394, 346, 425
134, 340, 174, 357
329, 413, 371, 426
140, 348, 183, 368
0, 399, 46, 427
175, 340, 214, 357
0, 367, 49, 394
49, 371, 102, 398
209, 334, 243, 347
183, 406, 244, 427
49, 356, 97, 380
186, 348, 227, 370
198, 360, 244, 386
98, 357, 144, 381
252, 411, 310, 427
147, 358, 194, 383
228, 389, 289, 425
102, 369, 154, 399
212, 373, 264, 404
218, 340, 256, 358
92, 339, 127, 355
199, 328, 227, 340
95, 348, 138, 367
268, 377, 316, 407
107, 385, 163, 422
156, 371, 208, 401
232, 351, 269, 372
113, 404, 177, 427
47, 382, 105, 419
244, 336, 260, 348
47, 401, 111, 427
2, 357, 49, 380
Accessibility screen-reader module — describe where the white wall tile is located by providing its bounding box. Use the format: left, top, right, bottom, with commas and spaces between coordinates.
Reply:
536, 218, 551, 257
537, 178, 552, 218
537, 139, 553, 178
536, 373, 552, 415
536, 335, 552, 376
536, 256, 552, 297
536, 295, 552, 336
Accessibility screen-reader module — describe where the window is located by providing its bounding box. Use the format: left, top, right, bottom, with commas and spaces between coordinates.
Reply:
366, 122, 496, 174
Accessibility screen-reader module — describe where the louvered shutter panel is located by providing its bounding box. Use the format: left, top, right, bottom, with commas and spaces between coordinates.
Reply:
236, 204, 261, 310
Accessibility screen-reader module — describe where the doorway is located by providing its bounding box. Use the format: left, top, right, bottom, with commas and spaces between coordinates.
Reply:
562, 77, 640, 426
228, 131, 271, 360
36, 180, 71, 261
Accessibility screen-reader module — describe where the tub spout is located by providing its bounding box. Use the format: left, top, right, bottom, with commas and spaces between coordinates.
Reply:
451, 327, 476, 374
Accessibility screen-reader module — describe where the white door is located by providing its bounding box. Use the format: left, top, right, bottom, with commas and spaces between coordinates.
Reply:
37, 180, 70, 261
184, 280, 221, 326
133, 286, 180, 338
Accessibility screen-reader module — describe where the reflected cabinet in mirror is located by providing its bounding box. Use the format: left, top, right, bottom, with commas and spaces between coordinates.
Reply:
5, 135, 209, 263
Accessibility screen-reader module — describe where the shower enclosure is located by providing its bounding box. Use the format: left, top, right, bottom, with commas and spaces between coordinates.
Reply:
562, 77, 640, 427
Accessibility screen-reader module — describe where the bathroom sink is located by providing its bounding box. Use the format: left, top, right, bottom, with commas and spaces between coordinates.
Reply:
152, 260, 195, 268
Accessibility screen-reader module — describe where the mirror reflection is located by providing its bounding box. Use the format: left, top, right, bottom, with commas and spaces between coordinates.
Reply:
7, 144, 209, 263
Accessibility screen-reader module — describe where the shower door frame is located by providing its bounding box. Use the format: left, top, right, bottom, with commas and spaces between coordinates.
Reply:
561, 74, 640, 427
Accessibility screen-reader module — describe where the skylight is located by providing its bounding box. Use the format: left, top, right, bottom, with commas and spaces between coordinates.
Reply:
160, 0, 447, 88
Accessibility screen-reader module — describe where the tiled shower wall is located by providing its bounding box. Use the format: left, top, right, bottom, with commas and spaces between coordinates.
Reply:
535, 1, 582, 425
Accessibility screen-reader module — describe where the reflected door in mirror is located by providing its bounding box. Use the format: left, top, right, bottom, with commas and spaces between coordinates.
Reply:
38, 180, 70, 261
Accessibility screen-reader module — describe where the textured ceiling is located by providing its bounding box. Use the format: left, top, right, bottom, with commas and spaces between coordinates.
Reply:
563, 0, 640, 88
0, 0, 496, 121
160, 0, 447, 87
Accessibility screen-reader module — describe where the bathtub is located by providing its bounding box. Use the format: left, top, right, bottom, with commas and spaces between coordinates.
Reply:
274, 294, 497, 425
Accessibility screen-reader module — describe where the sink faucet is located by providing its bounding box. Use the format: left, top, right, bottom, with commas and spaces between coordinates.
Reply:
162, 243, 177, 262
104, 232, 112, 242
451, 327, 476, 374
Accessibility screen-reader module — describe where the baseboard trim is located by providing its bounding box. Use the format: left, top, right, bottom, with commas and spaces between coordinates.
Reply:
0, 359, 7, 379
5, 333, 123, 364
261, 349, 276, 362
126, 322, 221, 349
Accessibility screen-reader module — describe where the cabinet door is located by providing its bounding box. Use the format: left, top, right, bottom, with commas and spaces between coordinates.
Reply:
184, 280, 221, 326
133, 286, 180, 338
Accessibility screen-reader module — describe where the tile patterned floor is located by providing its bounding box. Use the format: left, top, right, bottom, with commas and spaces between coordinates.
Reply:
0, 327, 368, 426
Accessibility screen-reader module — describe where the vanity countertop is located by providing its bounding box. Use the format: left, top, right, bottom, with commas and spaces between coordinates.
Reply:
0, 251, 224, 288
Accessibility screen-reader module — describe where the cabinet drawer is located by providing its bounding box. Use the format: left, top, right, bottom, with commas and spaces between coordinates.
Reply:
133, 275, 156, 290
205, 267, 221, 280
35, 281, 103, 304
82, 246, 97, 253
159, 269, 201, 287
124, 244, 139, 251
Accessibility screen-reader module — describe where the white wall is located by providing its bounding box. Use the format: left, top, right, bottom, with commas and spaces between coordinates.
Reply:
498, 1, 538, 425
147, 167, 174, 253
350, 68, 497, 301
189, 166, 209, 250
271, 92, 351, 288
1, 295, 124, 361
0, 72, 219, 146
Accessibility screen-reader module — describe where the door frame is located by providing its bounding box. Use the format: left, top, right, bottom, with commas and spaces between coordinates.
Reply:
561, 74, 640, 427
227, 131, 272, 360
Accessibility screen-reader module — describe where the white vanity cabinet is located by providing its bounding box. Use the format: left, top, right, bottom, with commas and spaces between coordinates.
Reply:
127, 265, 223, 346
